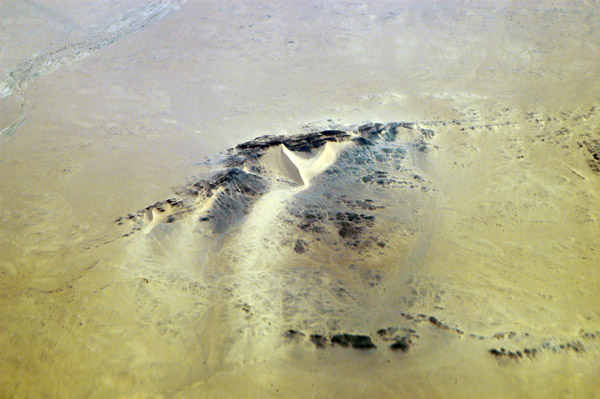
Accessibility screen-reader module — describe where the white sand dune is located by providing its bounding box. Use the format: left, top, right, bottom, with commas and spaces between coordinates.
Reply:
261, 141, 346, 186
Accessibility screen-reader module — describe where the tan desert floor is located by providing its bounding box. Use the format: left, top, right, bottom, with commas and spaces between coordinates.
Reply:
1, 1, 600, 398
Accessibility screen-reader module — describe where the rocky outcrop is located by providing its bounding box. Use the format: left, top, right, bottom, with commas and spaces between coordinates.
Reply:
113, 121, 437, 239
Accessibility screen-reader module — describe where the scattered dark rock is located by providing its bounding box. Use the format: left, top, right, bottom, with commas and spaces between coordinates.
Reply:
361, 170, 406, 187
293, 238, 308, 254
489, 348, 503, 357
331, 334, 377, 350
377, 328, 389, 336
581, 331, 598, 339
340, 198, 385, 211
338, 222, 363, 239
352, 137, 374, 146
418, 128, 435, 138
580, 139, 600, 173
358, 122, 386, 138
428, 316, 443, 328
193, 168, 268, 198
290, 206, 377, 248
234, 130, 349, 159
334, 212, 375, 239
390, 338, 410, 352
564, 341, 585, 353
493, 331, 517, 340
295, 209, 326, 234
489, 339, 587, 360
522, 348, 539, 358
415, 143, 428, 153
489, 348, 524, 359
377, 327, 401, 337
284, 329, 305, 339
288, 330, 379, 351
310, 334, 328, 348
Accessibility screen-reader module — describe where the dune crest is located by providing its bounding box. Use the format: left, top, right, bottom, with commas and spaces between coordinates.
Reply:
262, 141, 344, 186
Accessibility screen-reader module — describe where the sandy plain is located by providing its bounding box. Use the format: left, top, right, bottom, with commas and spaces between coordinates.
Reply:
1, 1, 600, 398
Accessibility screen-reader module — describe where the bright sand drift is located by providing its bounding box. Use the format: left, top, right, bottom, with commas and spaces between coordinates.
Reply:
260, 141, 343, 187
1, 1, 600, 399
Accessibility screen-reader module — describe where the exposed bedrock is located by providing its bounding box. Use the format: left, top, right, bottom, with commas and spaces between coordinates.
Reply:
114, 121, 436, 238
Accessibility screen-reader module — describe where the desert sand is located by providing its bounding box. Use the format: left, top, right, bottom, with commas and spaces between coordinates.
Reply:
1, 1, 600, 398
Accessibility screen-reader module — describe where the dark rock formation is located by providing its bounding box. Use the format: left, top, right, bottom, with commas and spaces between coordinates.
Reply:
293, 238, 308, 254
330, 334, 377, 350
579, 139, 600, 173
284, 329, 305, 339
309, 334, 328, 348
227, 129, 351, 168
390, 338, 410, 352
114, 121, 438, 242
